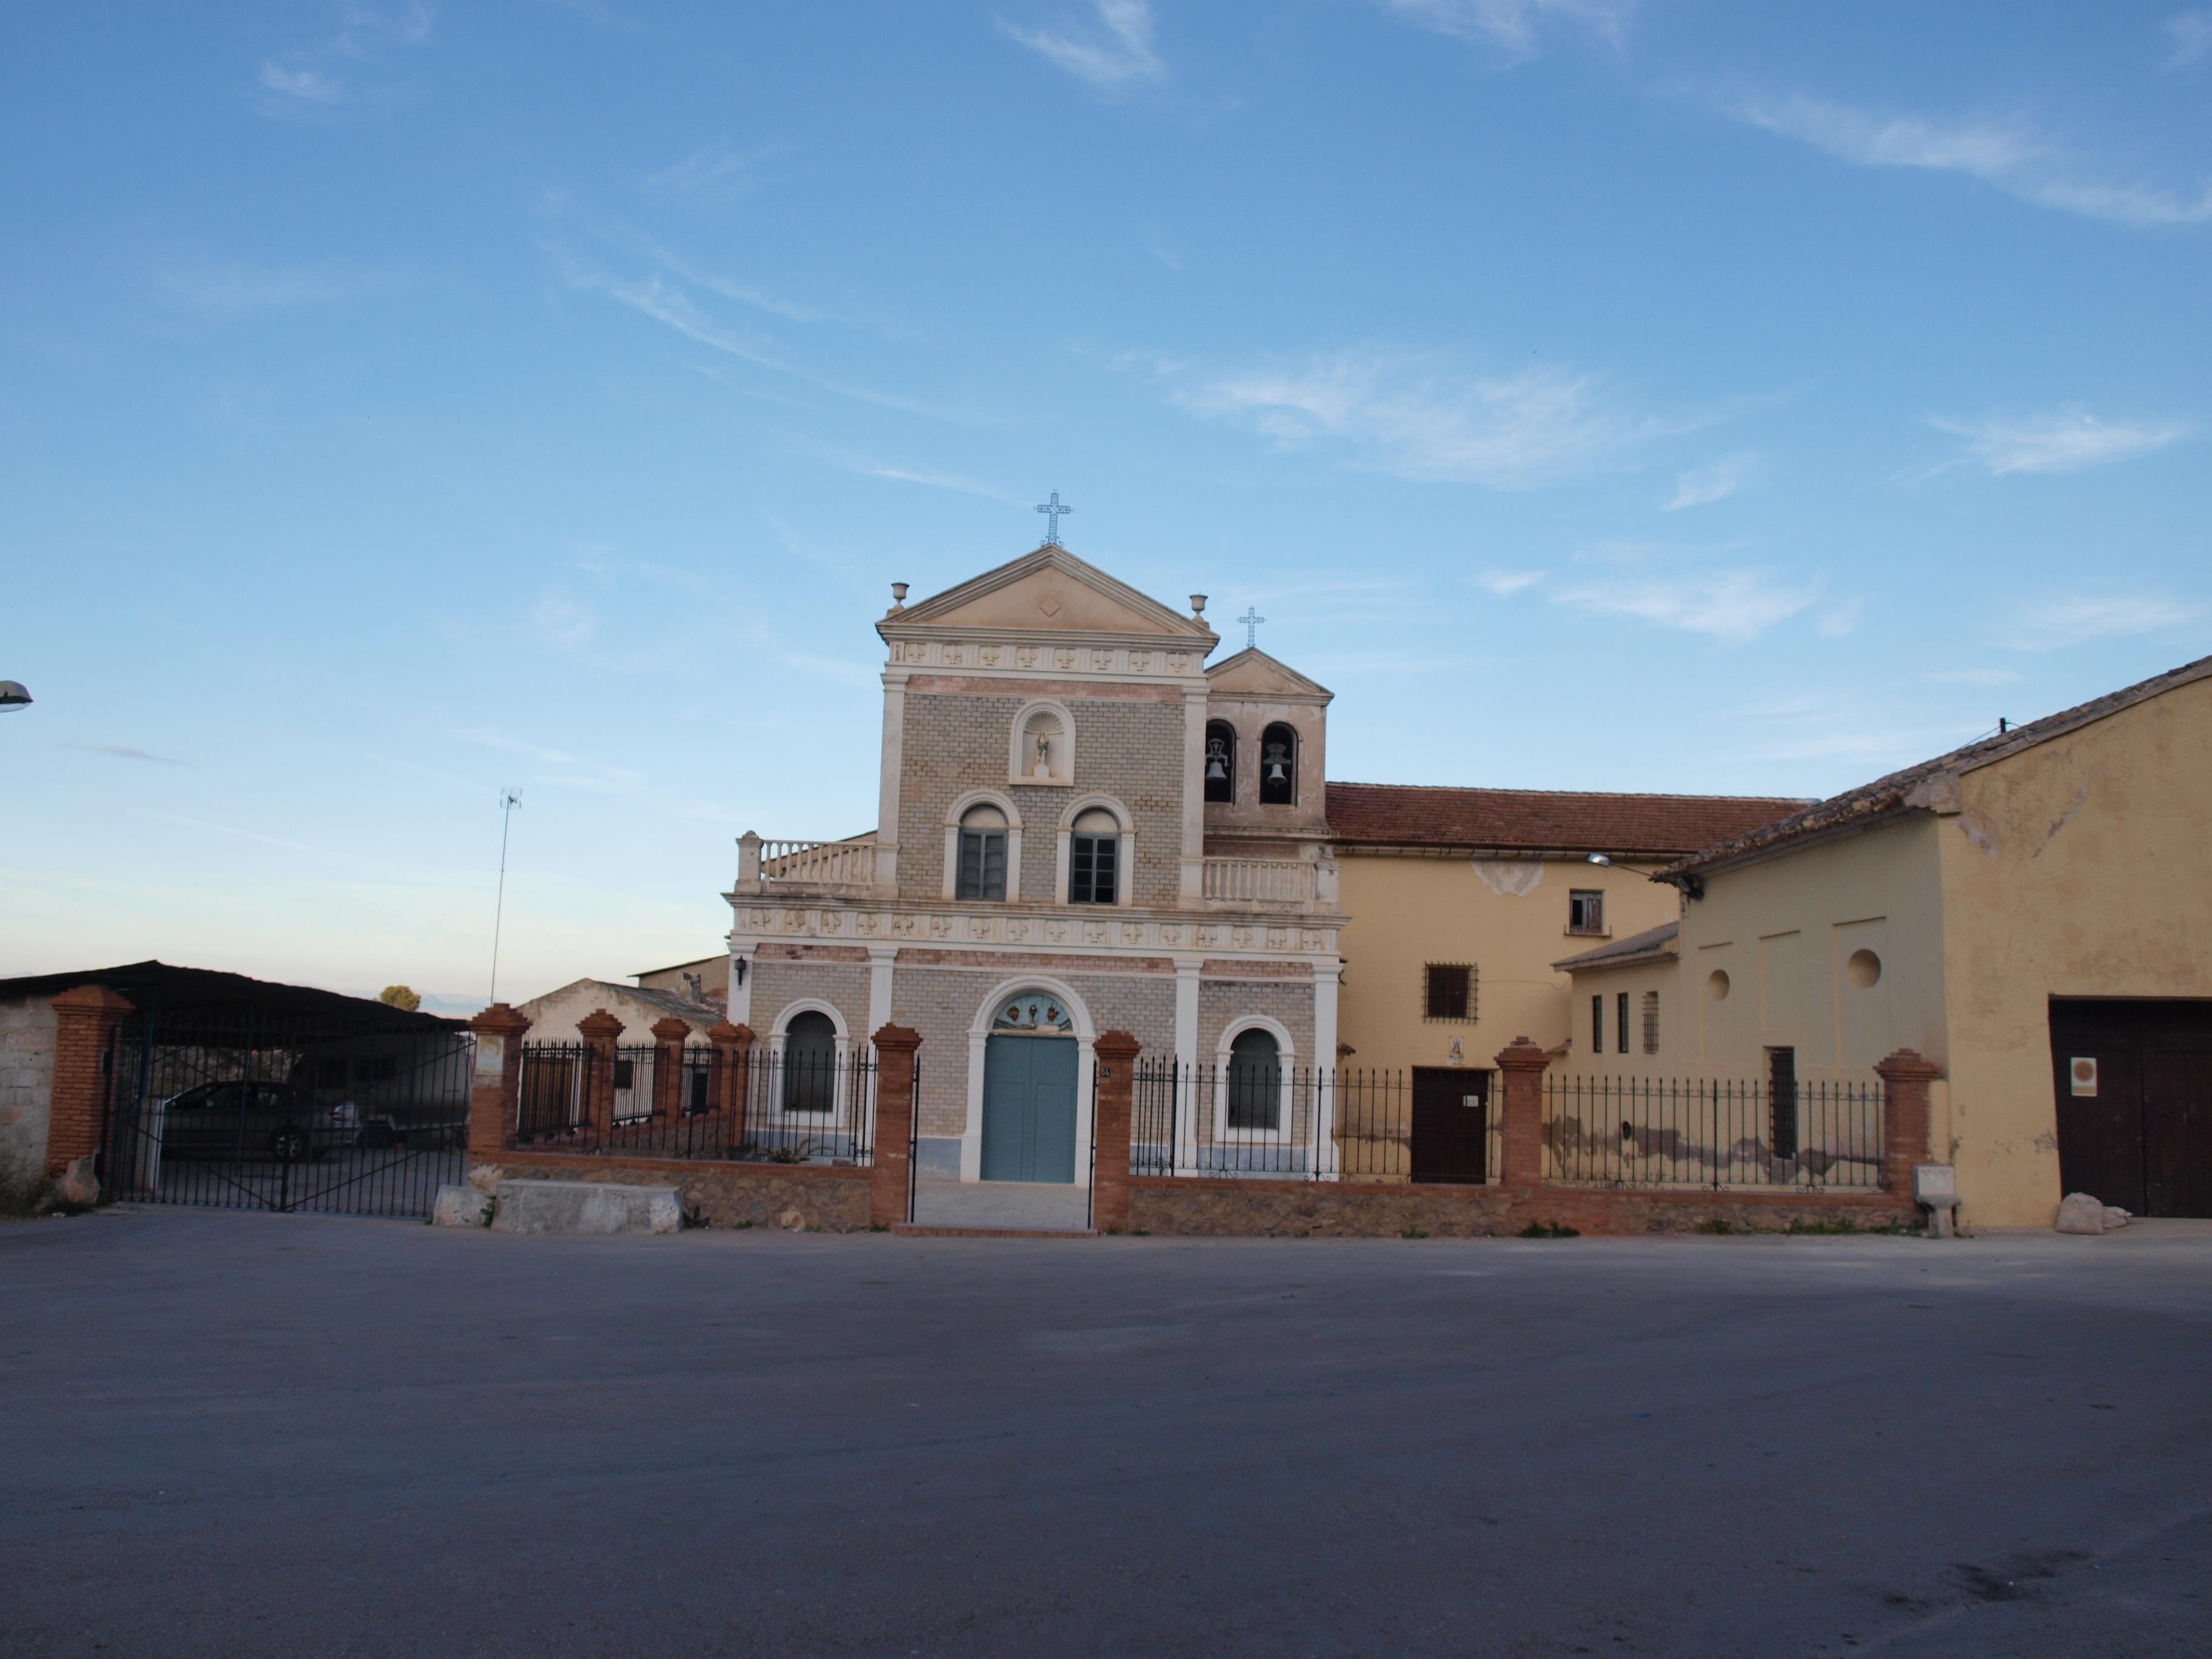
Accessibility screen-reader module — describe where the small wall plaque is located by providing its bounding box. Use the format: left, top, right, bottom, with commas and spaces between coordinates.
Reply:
2070, 1056, 2097, 1097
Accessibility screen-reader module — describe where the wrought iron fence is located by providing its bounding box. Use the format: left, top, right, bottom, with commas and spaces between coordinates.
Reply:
1543, 1074, 1885, 1190
103, 1008, 474, 1216
511, 1043, 875, 1164
1131, 1061, 1447, 1181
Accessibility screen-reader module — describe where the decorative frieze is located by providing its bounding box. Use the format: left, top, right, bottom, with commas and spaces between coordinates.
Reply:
728, 902, 1340, 959
883, 637, 1212, 681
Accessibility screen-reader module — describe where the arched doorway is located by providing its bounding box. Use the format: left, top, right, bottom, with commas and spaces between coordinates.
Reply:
980, 991, 1079, 1183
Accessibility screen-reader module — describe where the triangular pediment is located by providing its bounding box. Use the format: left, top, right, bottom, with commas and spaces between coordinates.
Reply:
1205, 646, 1333, 701
886, 546, 1216, 640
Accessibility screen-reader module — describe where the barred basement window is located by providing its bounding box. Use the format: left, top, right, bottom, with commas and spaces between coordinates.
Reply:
1641, 990, 1660, 1056
1423, 963, 1473, 1022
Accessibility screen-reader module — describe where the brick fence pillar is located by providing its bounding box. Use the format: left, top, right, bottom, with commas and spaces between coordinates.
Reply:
577, 1009, 623, 1142
708, 1021, 754, 1151
649, 1017, 691, 1124
1091, 1030, 1140, 1233
47, 985, 133, 1178
1875, 1048, 1942, 1199
1493, 1036, 1552, 1193
467, 1004, 532, 1161
869, 1023, 922, 1228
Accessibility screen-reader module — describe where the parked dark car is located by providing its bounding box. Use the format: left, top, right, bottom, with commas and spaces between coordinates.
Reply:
156, 1081, 358, 1162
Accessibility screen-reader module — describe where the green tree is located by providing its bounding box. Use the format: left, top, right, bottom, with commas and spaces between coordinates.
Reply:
377, 985, 421, 1012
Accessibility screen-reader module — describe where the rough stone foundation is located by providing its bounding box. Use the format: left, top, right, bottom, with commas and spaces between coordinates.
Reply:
471, 1155, 873, 1232
1128, 1177, 1917, 1238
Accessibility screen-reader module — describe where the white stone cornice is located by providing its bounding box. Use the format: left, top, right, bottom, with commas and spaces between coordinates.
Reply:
722, 891, 1343, 961
883, 634, 1210, 683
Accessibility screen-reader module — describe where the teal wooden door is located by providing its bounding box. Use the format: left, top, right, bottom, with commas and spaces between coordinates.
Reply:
980, 1035, 1079, 1183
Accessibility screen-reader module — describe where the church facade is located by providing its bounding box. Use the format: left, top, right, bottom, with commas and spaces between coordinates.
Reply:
722, 545, 1345, 1185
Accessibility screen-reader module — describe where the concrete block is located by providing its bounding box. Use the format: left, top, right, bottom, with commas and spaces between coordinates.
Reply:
491, 1179, 683, 1236
430, 1184, 494, 1228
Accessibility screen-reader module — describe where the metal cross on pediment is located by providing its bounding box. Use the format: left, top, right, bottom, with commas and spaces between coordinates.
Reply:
1034, 491, 1072, 547
1237, 605, 1265, 648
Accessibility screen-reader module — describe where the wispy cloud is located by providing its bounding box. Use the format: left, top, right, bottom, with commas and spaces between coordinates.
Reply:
1162, 349, 1674, 488
1926, 667, 2022, 687
647, 139, 771, 209
1993, 589, 2207, 651
2168, 10, 2212, 69
1552, 568, 1816, 645
1709, 86, 2212, 229
1000, 1, 1164, 89
258, 61, 344, 102
1926, 409, 2191, 476
1474, 568, 1543, 596
76, 743, 190, 766
1664, 452, 1755, 511
1376, 0, 1637, 59
530, 592, 597, 646
151, 258, 420, 314
450, 728, 640, 793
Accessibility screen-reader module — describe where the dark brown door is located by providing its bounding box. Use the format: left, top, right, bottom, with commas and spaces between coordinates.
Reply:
1410, 1067, 1486, 1184
2050, 1000, 2212, 1218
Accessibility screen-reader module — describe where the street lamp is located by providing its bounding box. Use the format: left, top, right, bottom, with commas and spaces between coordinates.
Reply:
0, 681, 30, 713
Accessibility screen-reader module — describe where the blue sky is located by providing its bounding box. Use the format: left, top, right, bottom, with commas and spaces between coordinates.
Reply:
4, 1, 2208, 1011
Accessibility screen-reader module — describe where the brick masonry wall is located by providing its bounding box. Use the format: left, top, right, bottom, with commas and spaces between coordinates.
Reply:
896, 687, 1188, 906
1127, 1178, 1917, 1238
1198, 976, 1316, 1063
471, 1155, 873, 1231
751, 956, 871, 1045
0, 996, 58, 1182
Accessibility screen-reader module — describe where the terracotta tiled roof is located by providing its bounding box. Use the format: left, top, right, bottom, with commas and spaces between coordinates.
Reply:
1660, 651, 2212, 880
1325, 782, 1807, 858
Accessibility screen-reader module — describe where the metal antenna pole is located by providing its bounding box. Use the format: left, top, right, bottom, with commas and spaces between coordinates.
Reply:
489, 788, 522, 1005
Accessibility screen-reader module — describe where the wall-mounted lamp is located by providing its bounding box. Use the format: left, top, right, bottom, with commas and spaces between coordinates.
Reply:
732, 958, 748, 987
0, 680, 31, 713
1587, 853, 1611, 866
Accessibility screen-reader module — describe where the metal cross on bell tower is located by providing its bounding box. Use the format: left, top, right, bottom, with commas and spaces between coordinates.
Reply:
1236, 605, 1266, 648
1034, 491, 1073, 547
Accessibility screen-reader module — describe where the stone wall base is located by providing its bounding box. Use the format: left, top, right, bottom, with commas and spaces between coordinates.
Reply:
471, 1155, 873, 1232
1128, 1177, 1917, 1238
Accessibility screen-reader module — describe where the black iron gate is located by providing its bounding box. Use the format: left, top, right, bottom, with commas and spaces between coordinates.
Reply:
103, 1005, 473, 1217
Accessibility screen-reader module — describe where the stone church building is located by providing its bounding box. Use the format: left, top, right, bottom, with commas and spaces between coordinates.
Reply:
724, 546, 1346, 1186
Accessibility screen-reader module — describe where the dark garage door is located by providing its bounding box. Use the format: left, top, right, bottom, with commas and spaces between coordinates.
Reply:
2049, 999, 2212, 1218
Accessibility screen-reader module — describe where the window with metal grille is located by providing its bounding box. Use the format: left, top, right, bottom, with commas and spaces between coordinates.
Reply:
1591, 994, 1603, 1053
1767, 1046, 1798, 1159
1641, 990, 1660, 1055
1568, 890, 1605, 934
1069, 808, 1119, 905
956, 804, 1007, 900
1423, 964, 1473, 1021
1617, 991, 1630, 1054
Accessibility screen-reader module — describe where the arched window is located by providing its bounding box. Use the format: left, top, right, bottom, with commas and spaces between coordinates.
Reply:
956, 803, 1008, 900
1225, 1027, 1281, 1131
1204, 720, 1236, 803
1258, 722, 1297, 806
1069, 807, 1121, 905
782, 1010, 837, 1114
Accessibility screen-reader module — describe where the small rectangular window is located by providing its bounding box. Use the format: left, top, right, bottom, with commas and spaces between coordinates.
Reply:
1617, 991, 1630, 1054
1070, 831, 1118, 905
1591, 994, 1604, 1053
1641, 991, 1660, 1056
1568, 890, 1605, 935
1423, 964, 1472, 1021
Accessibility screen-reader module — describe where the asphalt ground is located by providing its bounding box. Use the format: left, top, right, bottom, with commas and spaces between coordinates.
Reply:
4, 1207, 2208, 1658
